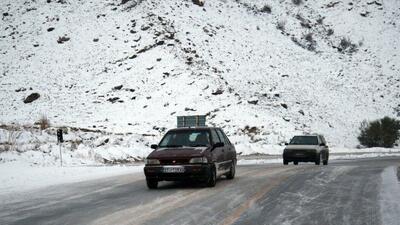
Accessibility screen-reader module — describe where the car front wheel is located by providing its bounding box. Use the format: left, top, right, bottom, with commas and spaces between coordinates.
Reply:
315, 154, 321, 165
283, 159, 288, 165
226, 162, 235, 179
146, 179, 158, 189
207, 167, 217, 187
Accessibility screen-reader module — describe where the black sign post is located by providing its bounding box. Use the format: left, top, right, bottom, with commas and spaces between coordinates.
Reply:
57, 129, 63, 167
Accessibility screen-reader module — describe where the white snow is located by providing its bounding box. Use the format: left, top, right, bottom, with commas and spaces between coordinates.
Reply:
237, 152, 400, 165
0, 0, 399, 191
379, 166, 400, 225
0, 161, 143, 196
0, 0, 398, 150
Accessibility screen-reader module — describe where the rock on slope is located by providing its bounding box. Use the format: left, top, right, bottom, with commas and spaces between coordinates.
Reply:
0, 0, 399, 149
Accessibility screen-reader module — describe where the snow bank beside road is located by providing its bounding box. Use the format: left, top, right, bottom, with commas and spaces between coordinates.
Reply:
237, 152, 400, 165
235, 144, 400, 156
0, 162, 143, 196
380, 166, 400, 225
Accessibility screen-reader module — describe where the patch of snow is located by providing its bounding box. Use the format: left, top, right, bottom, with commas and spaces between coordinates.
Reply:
0, 0, 398, 150
0, 161, 143, 196
379, 166, 400, 225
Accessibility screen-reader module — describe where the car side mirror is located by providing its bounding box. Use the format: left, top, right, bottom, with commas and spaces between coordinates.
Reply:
212, 142, 224, 149
215, 142, 224, 148
150, 144, 158, 149
285, 142, 289, 145
319, 143, 325, 146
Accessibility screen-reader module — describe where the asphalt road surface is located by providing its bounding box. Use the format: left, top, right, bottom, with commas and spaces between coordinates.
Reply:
1, 157, 399, 225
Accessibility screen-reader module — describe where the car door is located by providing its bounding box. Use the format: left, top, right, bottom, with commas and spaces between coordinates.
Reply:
210, 129, 225, 172
216, 129, 231, 172
319, 135, 329, 160
221, 130, 236, 163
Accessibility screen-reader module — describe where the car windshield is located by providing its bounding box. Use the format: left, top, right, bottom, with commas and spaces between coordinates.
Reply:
158, 130, 211, 148
289, 136, 318, 145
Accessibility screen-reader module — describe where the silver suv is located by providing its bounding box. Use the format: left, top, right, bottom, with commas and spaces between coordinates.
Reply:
283, 135, 329, 165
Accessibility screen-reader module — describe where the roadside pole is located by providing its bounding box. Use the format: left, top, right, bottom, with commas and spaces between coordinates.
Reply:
59, 142, 62, 167
57, 129, 64, 167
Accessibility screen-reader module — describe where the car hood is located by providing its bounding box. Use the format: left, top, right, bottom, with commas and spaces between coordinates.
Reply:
285, 145, 318, 150
147, 146, 209, 159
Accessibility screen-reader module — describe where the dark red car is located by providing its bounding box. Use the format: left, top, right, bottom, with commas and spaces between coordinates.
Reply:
143, 127, 236, 189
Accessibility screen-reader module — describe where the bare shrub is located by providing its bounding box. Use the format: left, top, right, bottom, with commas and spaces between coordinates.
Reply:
304, 32, 313, 42
303, 33, 317, 51
339, 37, 358, 53
339, 37, 351, 49
70, 140, 82, 151
292, 0, 302, 5
38, 115, 50, 130
327, 28, 334, 36
260, 5, 272, 13
276, 20, 286, 31
1, 126, 22, 152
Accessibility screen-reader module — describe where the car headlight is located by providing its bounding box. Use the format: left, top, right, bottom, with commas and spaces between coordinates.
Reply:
189, 157, 208, 164
145, 159, 160, 165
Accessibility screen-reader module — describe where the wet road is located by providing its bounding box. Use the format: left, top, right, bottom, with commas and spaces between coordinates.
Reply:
1, 157, 399, 225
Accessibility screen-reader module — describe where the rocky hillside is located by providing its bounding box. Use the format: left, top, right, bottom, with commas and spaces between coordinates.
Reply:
1, 0, 399, 150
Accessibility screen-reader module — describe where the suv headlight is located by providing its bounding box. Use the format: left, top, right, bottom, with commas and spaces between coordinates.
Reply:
145, 159, 160, 165
189, 157, 208, 164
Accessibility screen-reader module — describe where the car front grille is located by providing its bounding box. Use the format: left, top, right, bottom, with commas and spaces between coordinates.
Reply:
160, 159, 190, 165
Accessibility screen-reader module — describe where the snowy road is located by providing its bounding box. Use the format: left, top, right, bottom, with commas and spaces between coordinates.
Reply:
0, 157, 399, 225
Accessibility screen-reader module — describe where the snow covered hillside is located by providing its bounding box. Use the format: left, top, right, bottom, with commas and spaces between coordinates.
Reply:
1, 0, 399, 154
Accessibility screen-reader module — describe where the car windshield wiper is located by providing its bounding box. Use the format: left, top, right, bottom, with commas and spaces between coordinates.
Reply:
189, 144, 208, 147
163, 145, 183, 148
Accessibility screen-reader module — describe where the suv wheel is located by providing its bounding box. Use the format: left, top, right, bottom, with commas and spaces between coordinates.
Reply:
315, 154, 321, 165
226, 162, 235, 179
146, 179, 158, 189
323, 160, 328, 165
207, 167, 217, 187
283, 159, 288, 165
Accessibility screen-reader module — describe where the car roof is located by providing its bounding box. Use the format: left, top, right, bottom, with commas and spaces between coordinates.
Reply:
293, 134, 322, 137
167, 127, 220, 132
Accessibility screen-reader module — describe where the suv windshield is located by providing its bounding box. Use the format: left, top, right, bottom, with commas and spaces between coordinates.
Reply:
290, 136, 318, 145
159, 130, 211, 148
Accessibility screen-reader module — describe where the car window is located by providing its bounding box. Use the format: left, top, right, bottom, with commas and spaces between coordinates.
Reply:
220, 129, 232, 145
159, 130, 211, 148
320, 136, 327, 144
210, 129, 221, 144
289, 136, 318, 145
216, 129, 229, 146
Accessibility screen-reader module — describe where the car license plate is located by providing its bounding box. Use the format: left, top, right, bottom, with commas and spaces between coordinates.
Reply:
162, 166, 185, 173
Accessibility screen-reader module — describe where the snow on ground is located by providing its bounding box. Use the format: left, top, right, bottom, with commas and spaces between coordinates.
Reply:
1, 150, 398, 196
0, 161, 143, 196
379, 166, 400, 225
1, 126, 399, 168
0, 128, 399, 196
237, 152, 400, 165
0, 126, 158, 165
0, 0, 399, 190
236, 144, 400, 156
0, 0, 399, 151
